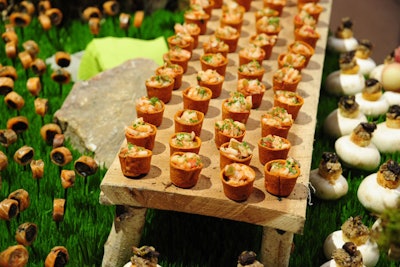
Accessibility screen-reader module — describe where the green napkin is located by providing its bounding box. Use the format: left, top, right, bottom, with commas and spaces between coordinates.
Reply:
78, 36, 168, 80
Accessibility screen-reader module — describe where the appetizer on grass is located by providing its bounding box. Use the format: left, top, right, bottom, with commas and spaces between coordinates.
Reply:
170, 152, 203, 188
377, 46, 400, 94
60, 169, 76, 189
320, 242, 364, 267
249, 33, 277, 60
4, 91, 25, 111
273, 90, 304, 120
0, 198, 19, 221
324, 95, 367, 138
272, 67, 302, 92
335, 122, 380, 171
118, 143, 152, 178
325, 51, 365, 96
52, 198, 65, 222
219, 138, 253, 169
135, 96, 165, 127
355, 78, 389, 118
258, 134, 291, 165
44, 246, 69, 267
7, 116, 28, 134
0, 129, 17, 147
8, 189, 30, 212
124, 246, 160, 267
125, 117, 157, 150
145, 74, 174, 104
40, 123, 62, 145
261, 106, 293, 138
264, 157, 301, 197
0, 151, 8, 172
237, 251, 264, 267
174, 109, 204, 137
50, 146, 72, 167
238, 60, 265, 82
169, 131, 201, 155
197, 69, 225, 98
371, 105, 400, 153
369, 47, 397, 83
237, 78, 266, 109
214, 119, 246, 148
182, 85, 212, 115
323, 216, 379, 267
327, 17, 358, 53
15, 222, 38, 246
0, 245, 29, 267
222, 92, 252, 124
214, 25, 240, 53
220, 163, 255, 202
354, 39, 376, 76
309, 152, 348, 200
357, 159, 400, 214
14, 145, 34, 166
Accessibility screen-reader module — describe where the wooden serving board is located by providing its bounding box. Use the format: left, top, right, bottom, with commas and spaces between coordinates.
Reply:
100, 0, 332, 235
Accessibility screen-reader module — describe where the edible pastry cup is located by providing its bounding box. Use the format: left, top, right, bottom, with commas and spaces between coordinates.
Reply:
277, 52, 307, 73
298, 2, 324, 22
215, 30, 240, 53
182, 86, 212, 115
174, 109, 204, 137
214, 125, 246, 149
169, 152, 203, 188
145, 75, 174, 104
125, 123, 157, 151
237, 62, 265, 82
237, 79, 266, 109
221, 99, 251, 124
294, 26, 320, 49
272, 67, 302, 92
155, 63, 184, 90
249, 34, 277, 60
163, 50, 191, 74
273, 90, 305, 120
118, 144, 152, 178
261, 113, 293, 138
238, 46, 266, 66
258, 135, 291, 165
197, 73, 225, 99
219, 142, 253, 170
184, 10, 210, 35
135, 99, 165, 127
0, 245, 28, 267
200, 53, 229, 77
220, 15, 244, 33
264, 158, 301, 197
167, 34, 194, 54
263, 0, 286, 16
169, 132, 202, 155
288, 40, 315, 67
220, 163, 255, 202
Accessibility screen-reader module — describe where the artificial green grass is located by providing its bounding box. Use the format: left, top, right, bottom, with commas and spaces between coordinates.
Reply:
0, 7, 399, 267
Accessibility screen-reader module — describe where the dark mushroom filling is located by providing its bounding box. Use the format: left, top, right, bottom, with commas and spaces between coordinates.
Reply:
54, 251, 69, 267
238, 251, 257, 265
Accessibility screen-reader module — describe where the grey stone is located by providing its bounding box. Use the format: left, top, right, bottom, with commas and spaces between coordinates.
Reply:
54, 58, 158, 168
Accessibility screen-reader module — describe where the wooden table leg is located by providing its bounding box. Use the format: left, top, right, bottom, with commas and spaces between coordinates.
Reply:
260, 226, 294, 267
102, 205, 147, 267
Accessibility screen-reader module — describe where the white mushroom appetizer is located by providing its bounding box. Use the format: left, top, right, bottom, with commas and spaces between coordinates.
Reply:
354, 78, 389, 118
325, 51, 365, 96
324, 95, 367, 138
357, 159, 400, 214
323, 216, 379, 267
335, 122, 380, 171
354, 39, 376, 76
309, 152, 348, 200
321, 242, 365, 267
371, 105, 400, 153
327, 17, 358, 53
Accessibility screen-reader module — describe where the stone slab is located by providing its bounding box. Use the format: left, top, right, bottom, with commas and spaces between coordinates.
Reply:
54, 58, 159, 168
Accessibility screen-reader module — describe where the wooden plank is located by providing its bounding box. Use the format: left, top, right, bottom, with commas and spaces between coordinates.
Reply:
100, 0, 332, 235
